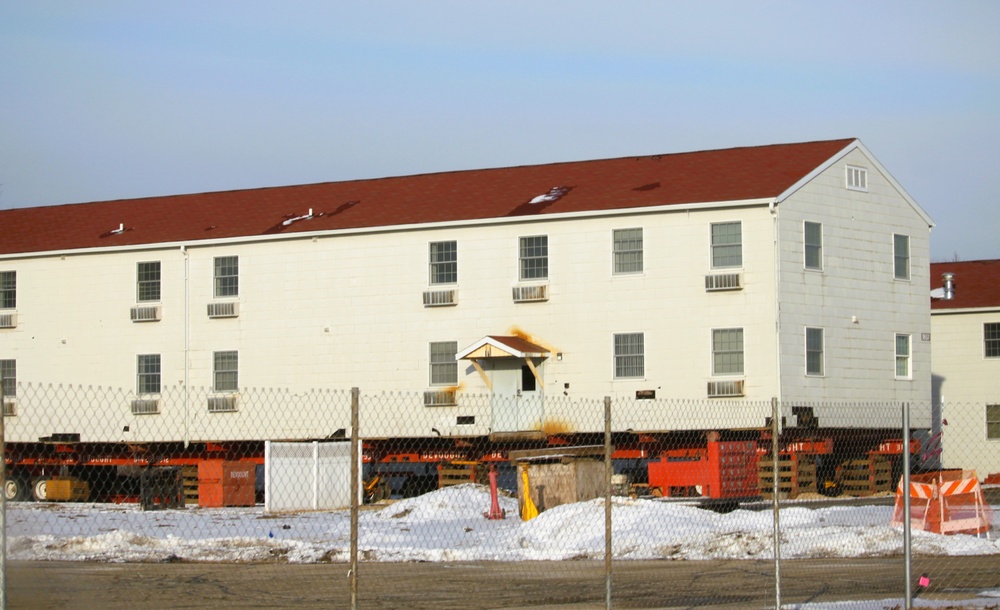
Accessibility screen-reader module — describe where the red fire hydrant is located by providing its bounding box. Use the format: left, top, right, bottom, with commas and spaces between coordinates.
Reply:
484, 466, 506, 520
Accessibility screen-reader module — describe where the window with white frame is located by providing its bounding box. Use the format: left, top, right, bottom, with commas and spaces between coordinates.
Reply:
519, 235, 548, 280
987, 404, 1000, 440
429, 241, 457, 285
137, 354, 161, 395
893, 234, 910, 280
1, 359, 15, 398
895, 334, 911, 379
0, 271, 15, 309
985, 323, 1000, 358
213, 351, 239, 392
137, 261, 161, 302
214, 256, 239, 297
613, 333, 644, 379
613, 228, 643, 274
712, 328, 744, 375
711, 222, 742, 268
804, 222, 823, 271
846, 166, 868, 191
429, 341, 458, 386
806, 327, 824, 376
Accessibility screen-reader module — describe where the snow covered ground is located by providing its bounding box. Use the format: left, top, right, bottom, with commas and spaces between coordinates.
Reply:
5, 484, 1000, 608
5, 484, 999, 563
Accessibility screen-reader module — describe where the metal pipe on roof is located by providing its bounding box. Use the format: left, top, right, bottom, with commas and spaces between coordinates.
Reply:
182, 245, 190, 448
942, 272, 955, 300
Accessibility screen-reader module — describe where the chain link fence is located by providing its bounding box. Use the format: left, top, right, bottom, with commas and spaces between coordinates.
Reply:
2, 382, 998, 608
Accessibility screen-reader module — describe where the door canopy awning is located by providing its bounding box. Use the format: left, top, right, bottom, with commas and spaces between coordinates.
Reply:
456, 335, 550, 360
456, 335, 550, 392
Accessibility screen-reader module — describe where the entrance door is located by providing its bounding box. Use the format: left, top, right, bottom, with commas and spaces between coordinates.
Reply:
490, 360, 543, 432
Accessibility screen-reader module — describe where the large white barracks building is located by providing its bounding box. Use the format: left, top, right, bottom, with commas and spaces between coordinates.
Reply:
0, 138, 933, 445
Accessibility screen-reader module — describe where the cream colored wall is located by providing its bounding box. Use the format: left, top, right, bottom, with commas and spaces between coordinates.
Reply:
1, 204, 782, 442
931, 310, 1000, 477
775, 148, 932, 428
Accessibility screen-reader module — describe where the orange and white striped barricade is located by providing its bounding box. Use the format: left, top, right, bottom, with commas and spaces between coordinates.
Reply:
891, 480, 936, 531
937, 474, 992, 537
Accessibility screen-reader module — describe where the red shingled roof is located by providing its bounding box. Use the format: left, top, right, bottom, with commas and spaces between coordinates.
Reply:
0, 138, 855, 256
931, 260, 1000, 310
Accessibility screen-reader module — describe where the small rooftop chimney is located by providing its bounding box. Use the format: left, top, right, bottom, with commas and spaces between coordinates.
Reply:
942, 272, 955, 300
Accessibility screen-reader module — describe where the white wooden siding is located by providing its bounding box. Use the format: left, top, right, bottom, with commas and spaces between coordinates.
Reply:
931, 310, 1000, 477
775, 148, 931, 427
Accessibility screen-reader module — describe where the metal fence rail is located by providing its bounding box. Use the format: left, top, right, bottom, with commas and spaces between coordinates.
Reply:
2, 382, 998, 609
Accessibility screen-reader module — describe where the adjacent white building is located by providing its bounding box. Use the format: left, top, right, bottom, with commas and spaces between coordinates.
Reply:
930, 260, 1000, 479
0, 138, 933, 445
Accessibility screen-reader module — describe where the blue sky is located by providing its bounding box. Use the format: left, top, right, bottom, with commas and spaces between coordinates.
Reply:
2, 1, 998, 262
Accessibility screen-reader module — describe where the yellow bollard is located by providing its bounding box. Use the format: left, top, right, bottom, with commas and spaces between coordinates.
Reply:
520, 466, 539, 521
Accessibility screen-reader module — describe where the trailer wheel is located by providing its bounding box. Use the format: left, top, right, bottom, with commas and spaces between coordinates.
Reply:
3, 478, 29, 502
32, 478, 49, 501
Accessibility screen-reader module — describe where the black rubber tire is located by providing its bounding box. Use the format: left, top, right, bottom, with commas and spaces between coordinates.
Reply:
32, 478, 48, 501
3, 477, 29, 502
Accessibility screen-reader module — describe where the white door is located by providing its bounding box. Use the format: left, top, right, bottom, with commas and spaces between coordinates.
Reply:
491, 360, 543, 432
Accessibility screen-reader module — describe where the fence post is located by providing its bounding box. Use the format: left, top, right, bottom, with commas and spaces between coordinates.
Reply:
1, 376, 7, 610
771, 396, 781, 610
350, 387, 360, 610
604, 396, 612, 610
903, 402, 912, 610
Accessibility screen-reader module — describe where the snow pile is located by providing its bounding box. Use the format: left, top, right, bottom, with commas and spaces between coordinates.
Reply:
5, 484, 999, 564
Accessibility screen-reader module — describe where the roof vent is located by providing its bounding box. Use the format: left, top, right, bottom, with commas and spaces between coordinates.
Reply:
942, 272, 955, 300
281, 208, 316, 227
101, 223, 131, 238
930, 272, 956, 300
529, 186, 570, 204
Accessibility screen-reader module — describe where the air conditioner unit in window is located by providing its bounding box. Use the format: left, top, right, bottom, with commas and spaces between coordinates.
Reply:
707, 379, 745, 398
207, 302, 239, 318
423, 390, 457, 407
705, 273, 743, 291
512, 284, 549, 303
130, 306, 161, 322
207, 395, 238, 413
0, 312, 17, 329
3, 398, 17, 417
423, 289, 458, 307
130, 399, 160, 415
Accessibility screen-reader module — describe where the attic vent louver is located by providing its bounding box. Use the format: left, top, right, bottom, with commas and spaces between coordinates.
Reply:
846, 166, 868, 191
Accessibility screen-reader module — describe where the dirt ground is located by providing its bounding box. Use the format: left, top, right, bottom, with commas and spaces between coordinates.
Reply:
6, 556, 1000, 609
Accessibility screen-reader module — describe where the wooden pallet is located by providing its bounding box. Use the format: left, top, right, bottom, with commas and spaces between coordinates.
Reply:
182, 465, 199, 505
758, 454, 817, 499
839, 455, 892, 496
